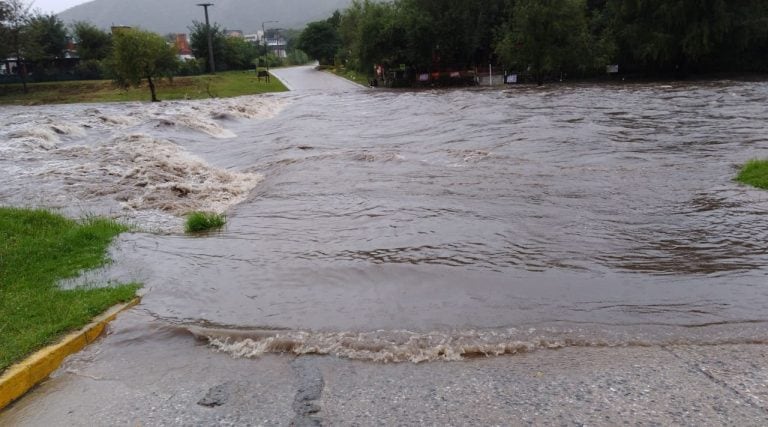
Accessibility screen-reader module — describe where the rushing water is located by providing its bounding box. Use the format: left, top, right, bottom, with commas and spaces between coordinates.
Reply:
2, 71, 767, 362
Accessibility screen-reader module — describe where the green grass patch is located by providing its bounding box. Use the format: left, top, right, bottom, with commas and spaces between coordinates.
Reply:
736, 159, 768, 190
326, 66, 369, 86
185, 211, 227, 233
0, 207, 140, 372
0, 70, 287, 105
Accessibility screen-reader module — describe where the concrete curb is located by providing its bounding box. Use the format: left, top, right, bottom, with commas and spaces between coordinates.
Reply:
0, 297, 141, 410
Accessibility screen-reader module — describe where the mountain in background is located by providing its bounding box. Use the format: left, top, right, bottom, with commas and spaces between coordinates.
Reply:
57, 0, 352, 34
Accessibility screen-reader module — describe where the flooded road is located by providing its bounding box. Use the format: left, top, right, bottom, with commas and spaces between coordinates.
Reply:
1, 67, 768, 362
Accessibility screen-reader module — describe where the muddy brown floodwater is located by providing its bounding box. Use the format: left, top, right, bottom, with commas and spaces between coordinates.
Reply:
1, 68, 767, 364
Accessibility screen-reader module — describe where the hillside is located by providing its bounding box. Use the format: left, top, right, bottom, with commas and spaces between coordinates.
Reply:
57, 0, 352, 33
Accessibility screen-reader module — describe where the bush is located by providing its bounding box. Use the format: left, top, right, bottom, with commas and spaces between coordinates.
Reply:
177, 58, 205, 76
736, 159, 768, 190
185, 211, 226, 233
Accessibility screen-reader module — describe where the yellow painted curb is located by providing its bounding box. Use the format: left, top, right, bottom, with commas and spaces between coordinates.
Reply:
0, 297, 141, 411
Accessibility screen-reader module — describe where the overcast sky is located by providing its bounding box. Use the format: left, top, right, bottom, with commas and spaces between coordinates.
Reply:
31, 0, 89, 14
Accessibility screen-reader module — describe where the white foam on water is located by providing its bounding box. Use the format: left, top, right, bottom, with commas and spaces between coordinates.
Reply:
215, 95, 287, 119
203, 329, 601, 363
0, 95, 288, 230
7, 127, 62, 150
43, 133, 263, 216
153, 114, 237, 139
202, 325, 768, 364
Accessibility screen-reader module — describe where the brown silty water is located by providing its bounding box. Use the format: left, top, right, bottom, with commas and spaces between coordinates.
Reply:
1, 79, 767, 362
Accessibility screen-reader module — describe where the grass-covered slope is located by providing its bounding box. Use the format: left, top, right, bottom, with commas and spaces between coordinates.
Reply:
0, 208, 140, 372
0, 71, 287, 105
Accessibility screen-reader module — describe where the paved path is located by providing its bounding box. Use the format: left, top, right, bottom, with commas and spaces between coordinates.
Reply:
2, 313, 767, 425
270, 65, 364, 92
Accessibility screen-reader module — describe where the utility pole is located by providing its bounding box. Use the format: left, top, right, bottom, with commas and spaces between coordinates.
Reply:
197, 3, 216, 74
262, 20, 278, 74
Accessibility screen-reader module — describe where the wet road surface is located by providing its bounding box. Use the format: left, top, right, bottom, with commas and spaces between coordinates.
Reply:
1, 66, 768, 424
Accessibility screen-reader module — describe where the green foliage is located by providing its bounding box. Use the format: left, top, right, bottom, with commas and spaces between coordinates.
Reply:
177, 58, 205, 76
328, 0, 768, 81
297, 20, 342, 65
1, 0, 32, 90
497, 0, 592, 83
189, 20, 227, 73
185, 211, 226, 233
188, 21, 262, 72
0, 70, 287, 105
73, 21, 112, 61
0, 207, 139, 372
285, 49, 311, 66
26, 13, 66, 63
223, 36, 260, 70
109, 28, 179, 102
736, 159, 768, 190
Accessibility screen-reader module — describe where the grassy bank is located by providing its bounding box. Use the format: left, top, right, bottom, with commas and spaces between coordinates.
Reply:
0, 70, 287, 105
736, 159, 768, 190
325, 66, 369, 86
0, 208, 140, 372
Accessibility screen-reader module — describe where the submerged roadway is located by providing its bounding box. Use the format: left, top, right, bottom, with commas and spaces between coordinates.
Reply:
1, 66, 767, 426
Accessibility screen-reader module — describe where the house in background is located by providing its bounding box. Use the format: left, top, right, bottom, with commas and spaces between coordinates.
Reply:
173, 34, 194, 61
265, 29, 287, 59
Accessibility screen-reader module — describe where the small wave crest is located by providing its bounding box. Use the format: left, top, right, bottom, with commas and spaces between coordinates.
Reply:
151, 114, 236, 139
37, 133, 262, 219
194, 324, 768, 363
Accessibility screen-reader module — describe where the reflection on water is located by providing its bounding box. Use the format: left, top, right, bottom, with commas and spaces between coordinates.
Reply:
2, 77, 768, 361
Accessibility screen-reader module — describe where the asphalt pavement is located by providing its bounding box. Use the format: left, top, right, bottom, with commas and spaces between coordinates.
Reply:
2, 312, 766, 425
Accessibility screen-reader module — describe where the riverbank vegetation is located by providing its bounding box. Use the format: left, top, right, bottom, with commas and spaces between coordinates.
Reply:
0, 70, 287, 105
299, 0, 768, 83
325, 65, 369, 86
0, 208, 140, 372
736, 159, 768, 190
185, 211, 227, 234
1, 0, 302, 102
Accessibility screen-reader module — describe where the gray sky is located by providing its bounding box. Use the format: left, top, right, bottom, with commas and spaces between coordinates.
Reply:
31, 0, 89, 14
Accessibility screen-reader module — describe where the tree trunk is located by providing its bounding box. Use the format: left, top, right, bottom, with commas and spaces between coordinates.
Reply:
16, 49, 27, 93
20, 64, 28, 93
147, 75, 159, 102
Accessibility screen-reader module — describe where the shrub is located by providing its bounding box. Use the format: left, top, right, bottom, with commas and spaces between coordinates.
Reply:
185, 211, 226, 233
736, 159, 768, 190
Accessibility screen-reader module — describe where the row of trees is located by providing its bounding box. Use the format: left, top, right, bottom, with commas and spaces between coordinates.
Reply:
299, 0, 768, 83
1, 0, 310, 90
1, 0, 70, 90
187, 22, 307, 73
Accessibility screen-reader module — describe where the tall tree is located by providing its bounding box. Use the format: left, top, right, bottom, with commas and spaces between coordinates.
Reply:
1, 0, 32, 91
222, 36, 259, 70
297, 20, 342, 65
608, 0, 730, 74
73, 21, 112, 61
25, 13, 67, 68
110, 28, 179, 102
0, 2, 9, 59
189, 20, 226, 73
496, 0, 592, 84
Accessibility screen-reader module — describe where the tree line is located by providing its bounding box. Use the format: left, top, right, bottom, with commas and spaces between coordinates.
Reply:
1, 0, 309, 95
298, 0, 768, 83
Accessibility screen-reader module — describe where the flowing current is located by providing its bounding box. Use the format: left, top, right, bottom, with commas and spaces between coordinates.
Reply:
2, 68, 767, 362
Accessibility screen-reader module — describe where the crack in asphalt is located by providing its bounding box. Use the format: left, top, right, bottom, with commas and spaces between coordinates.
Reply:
662, 346, 768, 416
290, 358, 325, 426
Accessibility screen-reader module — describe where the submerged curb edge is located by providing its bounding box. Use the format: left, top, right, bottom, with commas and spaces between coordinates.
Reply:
0, 297, 141, 411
